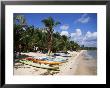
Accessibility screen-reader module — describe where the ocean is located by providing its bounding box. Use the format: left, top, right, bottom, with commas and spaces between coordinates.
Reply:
82, 50, 97, 60
74, 50, 97, 75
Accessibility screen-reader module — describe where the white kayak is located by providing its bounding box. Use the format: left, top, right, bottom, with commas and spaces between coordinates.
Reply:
19, 60, 59, 70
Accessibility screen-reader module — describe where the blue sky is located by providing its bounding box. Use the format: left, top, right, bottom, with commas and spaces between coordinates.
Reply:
14, 13, 97, 47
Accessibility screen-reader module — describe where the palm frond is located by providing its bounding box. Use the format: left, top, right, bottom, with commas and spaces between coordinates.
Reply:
54, 21, 61, 26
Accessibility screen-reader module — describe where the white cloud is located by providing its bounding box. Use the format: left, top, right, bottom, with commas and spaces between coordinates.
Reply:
71, 29, 82, 38
81, 31, 97, 47
75, 13, 90, 23
60, 31, 69, 36
83, 41, 97, 47
71, 29, 83, 45
84, 31, 97, 41
70, 29, 97, 47
76, 29, 82, 36
60, 24, 69, 30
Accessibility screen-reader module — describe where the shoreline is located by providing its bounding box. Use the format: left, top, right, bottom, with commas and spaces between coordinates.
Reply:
55, 50, 97, 75
55, 50, 86, 75
73, 50, 97, 75
14, 50, 97, 75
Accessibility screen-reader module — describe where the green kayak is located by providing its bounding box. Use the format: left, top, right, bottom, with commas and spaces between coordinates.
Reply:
19, 60, 59, 70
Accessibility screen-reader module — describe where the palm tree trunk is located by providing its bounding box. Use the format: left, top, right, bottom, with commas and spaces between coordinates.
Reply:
47, 32, 52, 55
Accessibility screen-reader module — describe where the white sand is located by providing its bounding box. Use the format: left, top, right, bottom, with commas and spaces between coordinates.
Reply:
14, 62, 47, 75
73, 57, 97, 75
55, 50, 97, 75
14, 52, 47, 75
55, 50, 85, 75
21, 52, 46, 57
14, 50, 97, 75
14, 51, 78, 75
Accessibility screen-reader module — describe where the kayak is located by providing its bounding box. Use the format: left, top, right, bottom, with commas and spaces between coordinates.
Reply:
25, 57, 62, 65
19, 60, 59, 70
35, 60, 62, 65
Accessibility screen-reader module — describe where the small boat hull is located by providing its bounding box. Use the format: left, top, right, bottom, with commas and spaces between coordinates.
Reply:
19, 60, 59, 70
25, 57, 62, 65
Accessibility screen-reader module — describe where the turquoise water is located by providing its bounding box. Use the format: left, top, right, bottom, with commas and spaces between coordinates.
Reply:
83, 50, 97, 59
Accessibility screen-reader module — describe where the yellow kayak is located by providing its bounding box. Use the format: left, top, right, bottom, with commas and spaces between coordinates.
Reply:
25, 57, 62, 65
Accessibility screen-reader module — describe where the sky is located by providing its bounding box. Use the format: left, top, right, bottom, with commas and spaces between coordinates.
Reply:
14, 13, 97, 47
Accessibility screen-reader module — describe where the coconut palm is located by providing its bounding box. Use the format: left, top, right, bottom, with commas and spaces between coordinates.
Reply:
61, 35, 69, 52
14, 15, 27, 53
41, 17, 60, 55
14, 15, 27, 26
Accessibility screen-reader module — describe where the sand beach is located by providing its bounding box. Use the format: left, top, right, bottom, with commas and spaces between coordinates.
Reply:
14, 50, 97, 75
13, 14, 97, 76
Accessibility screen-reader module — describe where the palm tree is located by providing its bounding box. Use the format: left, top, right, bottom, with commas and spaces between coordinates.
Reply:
14, 15, 27, 26
61, 35, 69, 52
41, 17, 60, 55
14, 15, 27, 53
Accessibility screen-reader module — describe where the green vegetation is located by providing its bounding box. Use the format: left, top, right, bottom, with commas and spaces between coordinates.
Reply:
41, 17, 61, 55
80, 45, 97, 50
14, 15, 95, 55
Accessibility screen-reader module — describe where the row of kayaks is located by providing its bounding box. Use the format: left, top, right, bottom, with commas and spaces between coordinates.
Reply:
53, 53, 71, 57
19, 59, 59, 70
32, 56, 68, 62
18, 56, 68, 70
25, 57, 62, 65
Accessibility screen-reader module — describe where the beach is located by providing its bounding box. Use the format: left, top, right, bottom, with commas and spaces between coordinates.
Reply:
13, 13, 97, 76
14, 50, 97, 75
56, 50, 97, 75
74, 57, 97, 75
